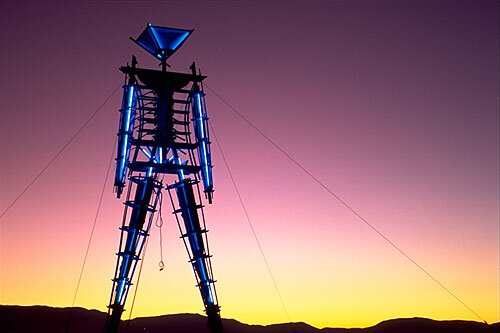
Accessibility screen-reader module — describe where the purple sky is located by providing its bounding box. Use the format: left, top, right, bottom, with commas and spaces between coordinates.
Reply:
0, 0, 498, 328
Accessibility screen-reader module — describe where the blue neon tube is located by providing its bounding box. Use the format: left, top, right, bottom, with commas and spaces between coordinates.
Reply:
193, 92, 213, 194
114, 85, 137, 197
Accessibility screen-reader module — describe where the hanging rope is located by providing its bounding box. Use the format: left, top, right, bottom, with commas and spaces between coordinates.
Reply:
205, 84, 487, 324
155, 190, 166, 271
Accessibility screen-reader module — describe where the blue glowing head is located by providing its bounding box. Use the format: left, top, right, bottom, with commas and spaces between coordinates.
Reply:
132, 23, 193, 61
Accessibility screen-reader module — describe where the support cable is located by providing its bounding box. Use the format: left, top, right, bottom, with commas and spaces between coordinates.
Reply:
65, 137, 117, 332
0, 82, 122, 219
210, 122, 293, 324
205, 84, 487, 324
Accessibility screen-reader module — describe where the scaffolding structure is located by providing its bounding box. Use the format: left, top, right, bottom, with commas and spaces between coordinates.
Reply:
105, 23, 222, 333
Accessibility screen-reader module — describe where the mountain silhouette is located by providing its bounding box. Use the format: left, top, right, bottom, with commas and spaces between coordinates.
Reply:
0, 305, 497, 333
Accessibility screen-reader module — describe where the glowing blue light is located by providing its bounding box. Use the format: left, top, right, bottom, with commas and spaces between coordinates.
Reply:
193, 93, 212, 191
196, 94, 205, 137
124, 86, 134, 132
170, 31, 190, 50
171, 150, 185, 180
115, 280, 125, 304
121, 86, 134, 157
141, 148, 152, 159
200, 97, 212, 189
119, 85, 135, 178
115, 84, 138, 195
150, 26, 162, 49
133, 24, 192, 61
176, 182, 212, 305
120, 136, 128, 164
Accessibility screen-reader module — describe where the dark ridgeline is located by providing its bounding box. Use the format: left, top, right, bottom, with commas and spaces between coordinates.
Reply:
0, 305, 498, 333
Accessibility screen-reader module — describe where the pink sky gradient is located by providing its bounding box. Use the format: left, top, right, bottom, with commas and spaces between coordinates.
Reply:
0, 0, 498, 328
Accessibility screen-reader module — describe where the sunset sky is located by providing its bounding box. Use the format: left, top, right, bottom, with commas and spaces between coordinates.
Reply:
0, 0, 498, 329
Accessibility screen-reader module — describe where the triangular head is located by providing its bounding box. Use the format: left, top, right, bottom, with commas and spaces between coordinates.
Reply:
132, 23, 193, 62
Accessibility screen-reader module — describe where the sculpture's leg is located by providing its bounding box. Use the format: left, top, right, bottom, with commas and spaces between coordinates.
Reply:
105, 176, 160, 333
170, 178, 223, 333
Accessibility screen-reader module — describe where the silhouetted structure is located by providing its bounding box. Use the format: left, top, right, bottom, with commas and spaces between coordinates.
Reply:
105, 23, 222, 333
